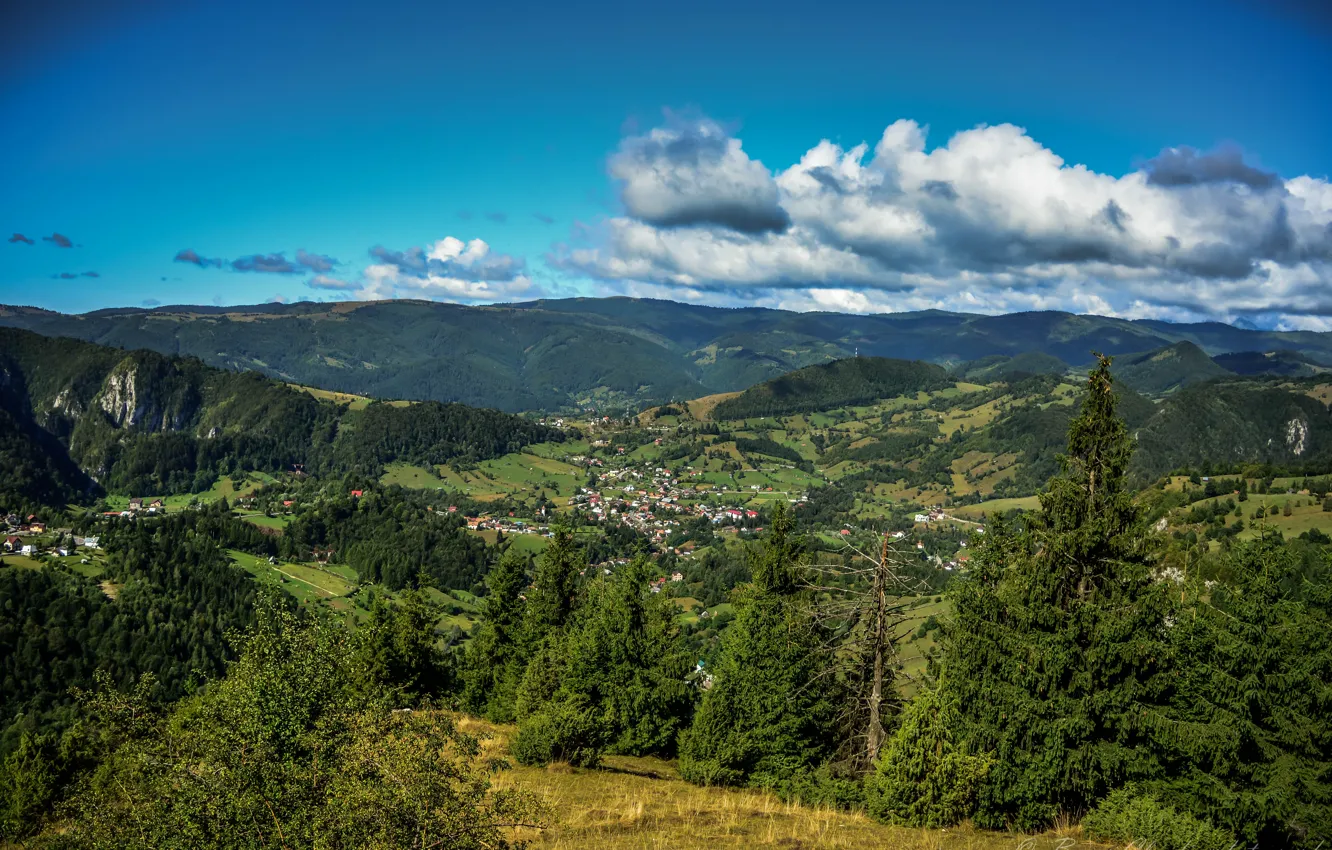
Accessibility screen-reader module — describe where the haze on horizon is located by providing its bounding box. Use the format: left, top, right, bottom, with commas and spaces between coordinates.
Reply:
3, 0, 1330, 329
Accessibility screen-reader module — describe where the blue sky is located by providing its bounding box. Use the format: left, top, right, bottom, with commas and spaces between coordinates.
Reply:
2, 0, 1329, 325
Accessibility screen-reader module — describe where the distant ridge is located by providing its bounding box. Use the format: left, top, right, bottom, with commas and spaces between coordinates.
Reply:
5, 297, 1332, 411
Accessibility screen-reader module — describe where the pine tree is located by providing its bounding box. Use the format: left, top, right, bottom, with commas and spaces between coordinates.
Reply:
943, 355, 1174, 829
460, 550, 529, 722
678, 503, 837, 787
1150, 534, 1332, 846
510, 557, 695, 767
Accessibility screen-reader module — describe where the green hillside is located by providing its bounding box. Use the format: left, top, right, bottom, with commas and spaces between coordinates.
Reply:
1213, 349, 1329, 377
954, 351, 1068, 381
711, 357, 953, 419
0, 328, 563, 502
1111, 341, 1233, 393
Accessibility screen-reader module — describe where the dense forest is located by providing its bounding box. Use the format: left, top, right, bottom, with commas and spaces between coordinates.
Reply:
8, 298, 1332, 409
0, 328, 564, 500
712, 357, 953, 419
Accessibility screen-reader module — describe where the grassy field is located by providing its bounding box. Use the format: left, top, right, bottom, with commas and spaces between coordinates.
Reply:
461, 717, 1095, 850
101, 474, 274, 511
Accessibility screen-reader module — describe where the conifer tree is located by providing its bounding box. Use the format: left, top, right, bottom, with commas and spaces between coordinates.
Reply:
511, 557, 695, 767
1152, 534, 1332, 846
678, 504, 837, 787
460, 549, 529, 722
943, 355, 1173, 829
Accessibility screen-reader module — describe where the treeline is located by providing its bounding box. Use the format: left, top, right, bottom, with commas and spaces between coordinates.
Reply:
0, 328, 564, 500
282, 487, 492, 591
713, 356, 952, 420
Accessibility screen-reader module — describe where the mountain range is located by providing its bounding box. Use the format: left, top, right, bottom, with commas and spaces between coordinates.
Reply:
4, 298, 1332, 411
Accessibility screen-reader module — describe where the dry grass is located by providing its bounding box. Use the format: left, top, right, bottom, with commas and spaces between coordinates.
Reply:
460, 717, 1108, 850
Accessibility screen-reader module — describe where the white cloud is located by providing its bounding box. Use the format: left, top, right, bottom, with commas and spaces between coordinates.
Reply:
560, 116, 1332, 326
307, 236, 536, 303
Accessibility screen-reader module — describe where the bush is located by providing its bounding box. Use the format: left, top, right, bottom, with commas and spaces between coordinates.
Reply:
1083, 788, 1234, 850
751, 765, 866, 811
865, 687, 990, 828
510, 703, 607, 768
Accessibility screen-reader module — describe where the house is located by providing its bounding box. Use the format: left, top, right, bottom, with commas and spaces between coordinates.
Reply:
3, 536, 19, 552
914, 514, 929, 523
28, 522, 45, 534
670, 571, 684, 582
149, 499, 164, 509
128, 498, 143, 511
20, 545, 35, 556
350, 490, 364, 498
282, 500, 294, 507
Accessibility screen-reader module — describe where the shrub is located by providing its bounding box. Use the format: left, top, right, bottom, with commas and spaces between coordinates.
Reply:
1083, 788, 1234, 850
510, 703, 607, 768
865, 687, 990, 828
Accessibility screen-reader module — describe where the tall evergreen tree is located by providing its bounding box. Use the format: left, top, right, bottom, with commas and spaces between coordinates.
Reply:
943, 355, 1173, 828
511, 557, 696, 767
678, 503, 837, 787
460, 550, 529, 722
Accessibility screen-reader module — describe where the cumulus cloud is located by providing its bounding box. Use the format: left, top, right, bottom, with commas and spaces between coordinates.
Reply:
42, 232, 73, 247
560, 116, 1332, 326
8, 233, 34, 244
309, 236, 536, 303
609, 114, 790, 234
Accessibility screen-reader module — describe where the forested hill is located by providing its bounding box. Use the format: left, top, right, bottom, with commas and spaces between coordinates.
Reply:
712, 356, 953, 419
7, 298, 1332, 411
0, 328, 563, 507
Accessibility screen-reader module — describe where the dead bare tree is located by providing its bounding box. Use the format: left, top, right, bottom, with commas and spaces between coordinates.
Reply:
804, 532, 935, 772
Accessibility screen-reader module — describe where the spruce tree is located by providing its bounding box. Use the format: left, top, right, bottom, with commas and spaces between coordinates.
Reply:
943, 355, 1173, 829
1153, 534, 1332, 846
461, 549, 529, 722
510, 557, 695, 766
678, 503, 837, 787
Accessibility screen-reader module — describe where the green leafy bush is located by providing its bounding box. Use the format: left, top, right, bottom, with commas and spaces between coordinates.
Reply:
1083, 788, 1235, 850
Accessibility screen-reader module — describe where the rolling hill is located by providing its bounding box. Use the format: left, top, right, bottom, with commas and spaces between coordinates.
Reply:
1110, 341, 1234, 394
1212, 349, 1329, 377
711, 356, 953, 419
7, 298, 1332, 412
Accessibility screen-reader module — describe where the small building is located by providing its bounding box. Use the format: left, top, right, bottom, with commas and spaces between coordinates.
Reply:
3, 536, 19, 552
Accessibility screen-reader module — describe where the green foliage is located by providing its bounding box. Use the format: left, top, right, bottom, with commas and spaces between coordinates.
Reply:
1082, 788, 1236, 850
678, 504, 837, 787
284, 486, 490, 590
713, 357, 953, 420
733, 436, 804, 464
1148, 536, 1332, 846
351, 588, 452, 705
514, 558, 696, 767
865, 686, 991, 828
461, 550, 530, 722
54, 606, 546, 849
943, 355, 1174, 829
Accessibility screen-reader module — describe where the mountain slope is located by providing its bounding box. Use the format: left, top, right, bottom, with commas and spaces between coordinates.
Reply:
1212, 350, 1328, 377
0, 328, 563, 502
7, 298, 1332, 412
711, 356, 953, 419
1111, 342, 1234, 394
